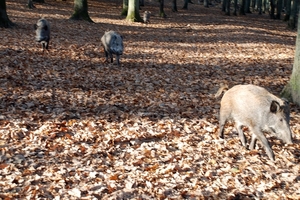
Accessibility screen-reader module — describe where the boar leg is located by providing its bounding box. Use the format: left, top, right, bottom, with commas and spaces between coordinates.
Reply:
218, 109, 230, 139
235, 123, 246, 147
249, 134, 257, 150
218, 119, 225, 139
116, 54, 120, 66
251, 127, 275, 161
104, 49, 109, 62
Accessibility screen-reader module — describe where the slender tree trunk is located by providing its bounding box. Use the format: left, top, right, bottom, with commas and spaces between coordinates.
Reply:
288, 0, 298, 29
159, 0, 166, 17
269, 0, 275, 18
28, 0, 35, 9
139, 0, 144, 6
276, 0, 283, 19
33, 0, 44, 3
0, 0, 14, 28
204, 0, 209, 7
172, 0, 178, 12
245, 0, 251, 13
121, 0, 128, 16
283, 0, 291, 21
281, 9, 300, 105
257, 0, 262, 14
239, 0, 246, 15
126, 0, 143, 22
70, 0, 93, 22
224, 0, 230, 15
182, 0, 188, 9
233, 0, 238, 15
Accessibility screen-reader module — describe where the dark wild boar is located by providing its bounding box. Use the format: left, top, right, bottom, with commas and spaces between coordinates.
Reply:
34, 18, 50, 50
143, 11, 151, 23
101, 31, 124, 66
215, 84, 293, 161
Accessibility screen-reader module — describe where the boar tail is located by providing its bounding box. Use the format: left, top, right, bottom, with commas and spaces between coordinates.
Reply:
215, 83, 229, 98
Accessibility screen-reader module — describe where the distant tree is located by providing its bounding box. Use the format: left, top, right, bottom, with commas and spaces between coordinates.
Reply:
269, 0, 275, 18
70, 0, 93, 22
172, 0, 177, 12
182, 0, 188, 9
288, 0, 298, 29
239, 0, 246, 15
281, 9, 300, 105
159, 0, 166, 17
0, 0, 14, 27
203, 0, 209, 8
283, 0, 291, 21
139, 0, 144, 6
245, 0, 251, 13
28, 0, 35, 9
222, 0, 238, 15
276, 0, 283, 19
126, 0, 143, 22
121, 0, 128, 16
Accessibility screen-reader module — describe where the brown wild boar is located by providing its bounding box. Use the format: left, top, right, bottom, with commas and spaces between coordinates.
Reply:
215, 84, 293, 161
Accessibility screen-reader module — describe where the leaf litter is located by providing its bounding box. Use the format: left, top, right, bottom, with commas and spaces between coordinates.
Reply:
0, 0, 300, 199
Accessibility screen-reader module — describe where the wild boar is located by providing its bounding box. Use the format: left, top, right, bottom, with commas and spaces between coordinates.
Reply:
34, 18, 50, 50
143, 11, 151, 23
101, 31, 124, 66
215, 84, 293, 161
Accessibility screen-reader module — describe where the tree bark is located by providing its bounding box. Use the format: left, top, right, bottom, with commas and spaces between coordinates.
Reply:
70, 0, 93, 22
28, 0, 35, 9
283, 0, 291, 21
0, 0, 14, 28
126, 0, 143, 22
121, 0, 128, 16
288, 0, 298, 29
203, 0, 209, 8
182, 0, 188, 9
172, 0, 178, 12
159, 0, 166, 17
33, 0, 44, 3
281, 9, 300, 105
239, 0, 246, 15
276, 0, 283, 19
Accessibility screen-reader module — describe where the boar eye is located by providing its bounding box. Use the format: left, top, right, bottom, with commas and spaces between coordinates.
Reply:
280, 118, 283, 122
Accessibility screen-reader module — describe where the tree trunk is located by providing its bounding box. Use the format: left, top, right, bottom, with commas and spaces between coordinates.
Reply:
121, 0, 128, 16
281, 9, 300, 105
283, 0, 291, 21
203, 0, 209, 8
288, 0, 298, 29
159, 0, 166, 17
172, 0, 178, 12
33, 0, 44, 3
0, 0, 14, 28
269, 0, 275, 19
70, 0, 93, 22
28, 0, 35, 9
139, 0, 144, 6
245, 0, 251, 13
233, 0, 238, 15
126, 0, 143, 22
239, 0, 246, 15
182, 0, 188, 9
276, 0, 283, 19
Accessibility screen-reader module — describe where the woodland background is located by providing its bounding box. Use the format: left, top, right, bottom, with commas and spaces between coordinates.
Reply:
0, 0, 300, 199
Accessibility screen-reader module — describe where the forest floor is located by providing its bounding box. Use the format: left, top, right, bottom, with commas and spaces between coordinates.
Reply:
1, 0, 300, 199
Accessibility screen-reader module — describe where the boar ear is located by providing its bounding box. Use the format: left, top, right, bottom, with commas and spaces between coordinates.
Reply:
270, 100, 280, 113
